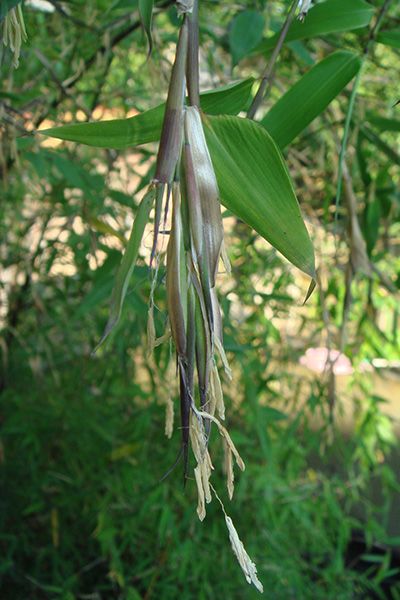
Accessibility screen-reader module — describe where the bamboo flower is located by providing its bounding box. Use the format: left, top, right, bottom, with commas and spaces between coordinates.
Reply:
1, 4, 27, 68
225, 516, 264, 594
98, 3, 263, 590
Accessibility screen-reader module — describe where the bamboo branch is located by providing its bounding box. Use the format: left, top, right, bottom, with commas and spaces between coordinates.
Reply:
186, 0, 200, 107
247, 0, 298, 120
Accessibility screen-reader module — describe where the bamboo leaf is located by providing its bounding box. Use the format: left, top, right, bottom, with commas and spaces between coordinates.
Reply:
203, 115, 315, 280
93, 187, 155, 351
261, 51, 361, 149
229, 10, 265, 66
367, 114, 400, 133
139, 0, 154, 55
201, 78, 254, 115
377, 29, 400, 49
38, 79, 254, 148
255, 0, 374, 54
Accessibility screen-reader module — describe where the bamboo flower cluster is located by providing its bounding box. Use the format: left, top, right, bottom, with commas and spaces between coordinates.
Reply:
88, 0, 264, 590
116, 2, 263, 592
1, 4, 27, 68
147, 14, 244, 502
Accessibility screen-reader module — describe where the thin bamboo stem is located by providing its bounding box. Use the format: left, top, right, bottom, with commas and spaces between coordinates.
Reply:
247, 0, 298, 120
186, 0, 200, 107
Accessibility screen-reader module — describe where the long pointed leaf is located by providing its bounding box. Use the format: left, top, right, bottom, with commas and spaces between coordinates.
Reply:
38, 79, 254, 149
255, 0, 374, 54
367, 114, 400, 133
203, 115, 315, 279
261, 51, 361, 149
94, 187, 155, 351
377, 29, 400, 50
139, 0, 154, 55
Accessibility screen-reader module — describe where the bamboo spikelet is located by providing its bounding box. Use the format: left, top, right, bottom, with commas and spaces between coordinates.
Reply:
2, 4, 27, 68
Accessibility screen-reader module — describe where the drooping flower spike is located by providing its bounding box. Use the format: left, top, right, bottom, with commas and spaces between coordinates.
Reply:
97, 2, 263, 592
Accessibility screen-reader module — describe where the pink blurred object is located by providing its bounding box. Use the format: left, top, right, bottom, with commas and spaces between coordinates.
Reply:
299, 347, 354, 375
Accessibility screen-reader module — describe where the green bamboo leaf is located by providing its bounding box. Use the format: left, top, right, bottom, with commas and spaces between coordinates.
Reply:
255, 0, 374, 54
139, 0, 154, 52
93, 187, 155, 351
229, 10, 265, 66
261, 51, 361, 149
367, 114, 400, 133
203, 115, 315, 280
38, 79, 254, 148
377, 29, 400, 49
139, 0, 154, 55
201, 78, 254, 115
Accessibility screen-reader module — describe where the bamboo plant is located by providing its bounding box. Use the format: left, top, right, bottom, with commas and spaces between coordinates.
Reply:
3, 0, 395, 591
37, 0, 320, 592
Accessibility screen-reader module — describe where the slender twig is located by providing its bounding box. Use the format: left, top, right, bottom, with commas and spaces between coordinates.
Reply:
247, 0, 298, 120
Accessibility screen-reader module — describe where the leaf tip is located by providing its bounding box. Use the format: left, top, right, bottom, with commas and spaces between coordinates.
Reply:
303, 278, 316, 305
91, 315, 118, 356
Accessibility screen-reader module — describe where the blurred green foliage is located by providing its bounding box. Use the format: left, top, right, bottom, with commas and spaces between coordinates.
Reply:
1, 0, 400, 598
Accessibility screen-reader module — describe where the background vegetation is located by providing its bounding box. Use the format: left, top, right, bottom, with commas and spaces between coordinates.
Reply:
1, 0, 400, 598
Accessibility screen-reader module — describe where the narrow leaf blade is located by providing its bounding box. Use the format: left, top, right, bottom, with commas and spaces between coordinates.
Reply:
255, 0, 374, 54
201, 78, 254, 115
204, 115, 315, 279
39, 105, 163, 150
94, 187, 155, 351
261, 51, 361, 149
377, 29, 400, 49
38, 79, 254, 148
367, 114, 400, 133
139, 0, 154, 55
